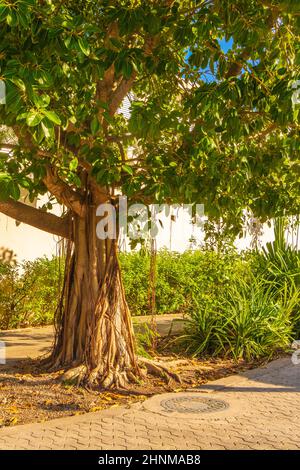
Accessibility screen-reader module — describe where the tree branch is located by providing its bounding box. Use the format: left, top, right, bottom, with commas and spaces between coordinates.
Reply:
0, 198, 71, 239
109, 73, 136, 116
43, 166, 86, 217
225, 50, 250, 78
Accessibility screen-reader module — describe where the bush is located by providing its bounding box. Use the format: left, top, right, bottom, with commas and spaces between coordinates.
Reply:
20, 257, 63, 326
178, 221, 300, 361
180, 276, 298, 361
254, 218, 300, 335
0, 261, 20, 329
121, 248, 252, 317
0, 256, 62, 329
119, 251, 150, 316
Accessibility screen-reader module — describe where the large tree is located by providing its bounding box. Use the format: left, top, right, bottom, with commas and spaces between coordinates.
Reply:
0, 0, 299, 387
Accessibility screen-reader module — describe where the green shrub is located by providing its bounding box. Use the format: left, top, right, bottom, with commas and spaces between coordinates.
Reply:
120, 248, 252, 317
119, 251, 150, 316
0, 261, 20, 329
256, 218, 300, 288
20, 256, 63, 326
180, 276, 298, 361
0, 256, 62, 329
254, 217, 300, 335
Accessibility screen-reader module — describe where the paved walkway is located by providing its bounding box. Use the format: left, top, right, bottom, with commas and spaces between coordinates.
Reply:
0, 357, 299, 449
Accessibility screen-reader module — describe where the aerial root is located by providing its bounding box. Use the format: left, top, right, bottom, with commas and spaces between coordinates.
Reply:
138, 357, 182, 384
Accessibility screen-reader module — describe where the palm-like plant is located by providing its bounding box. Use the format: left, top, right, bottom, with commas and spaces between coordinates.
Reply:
259, 217, 300, 288
179, 275, 299, 361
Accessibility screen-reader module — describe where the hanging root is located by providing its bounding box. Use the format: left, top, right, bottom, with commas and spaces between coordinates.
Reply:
49, 224, 182, 390
138, 357, 182, 384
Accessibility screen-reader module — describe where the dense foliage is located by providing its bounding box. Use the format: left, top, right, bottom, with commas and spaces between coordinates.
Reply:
120, 248, 251, 316
0, 0, 299, 235
180, 219, 300, 360
181, 276, 299, 360
0, 256, 62, 329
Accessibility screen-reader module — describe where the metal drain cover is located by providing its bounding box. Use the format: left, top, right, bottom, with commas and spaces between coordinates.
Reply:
160, 396, 229, 414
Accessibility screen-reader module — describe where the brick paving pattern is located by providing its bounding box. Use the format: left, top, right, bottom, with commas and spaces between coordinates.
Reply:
0, 357, 299, 449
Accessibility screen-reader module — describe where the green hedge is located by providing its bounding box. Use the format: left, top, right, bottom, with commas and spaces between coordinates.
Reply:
0, 249, 252, 329
120, 249, 252, 316
0, 256, 61, 329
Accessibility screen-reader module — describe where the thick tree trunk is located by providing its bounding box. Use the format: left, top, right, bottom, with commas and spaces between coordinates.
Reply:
49, 203, 141, 388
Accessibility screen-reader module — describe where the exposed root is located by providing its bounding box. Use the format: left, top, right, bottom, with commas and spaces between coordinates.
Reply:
58, 357, 182, 389
138, 357, 182, 384
61, 365, 87, 386
86, 367, 141, 389
59, 364, 141, 389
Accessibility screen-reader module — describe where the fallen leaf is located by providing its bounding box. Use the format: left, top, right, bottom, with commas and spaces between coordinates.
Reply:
9, 417, 18, 425
89, 406, 103, 412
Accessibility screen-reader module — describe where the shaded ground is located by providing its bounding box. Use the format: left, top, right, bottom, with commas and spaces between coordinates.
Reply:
0, 352, 269, 428
0, 316, 282, 428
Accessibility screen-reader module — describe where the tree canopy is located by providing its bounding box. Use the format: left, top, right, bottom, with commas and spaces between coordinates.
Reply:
0, 0, 299, 237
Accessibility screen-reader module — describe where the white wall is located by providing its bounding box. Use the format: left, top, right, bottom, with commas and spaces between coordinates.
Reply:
0, 213, 60, 261
1, 202, 297, 263
0, 194, 62, 262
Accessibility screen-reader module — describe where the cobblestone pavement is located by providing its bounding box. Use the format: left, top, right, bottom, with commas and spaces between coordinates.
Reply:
0, 357, 299, 450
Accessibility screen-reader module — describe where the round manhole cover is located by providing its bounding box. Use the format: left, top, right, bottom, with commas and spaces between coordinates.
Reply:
160, 396, 229, 414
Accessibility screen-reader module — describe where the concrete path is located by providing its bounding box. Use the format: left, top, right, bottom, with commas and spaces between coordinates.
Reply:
0, 314, 185, 364
0, 357, 299, 449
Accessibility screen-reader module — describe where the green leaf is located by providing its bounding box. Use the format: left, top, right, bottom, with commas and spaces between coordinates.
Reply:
90, 116, 100, 135
42, 110, 61, 125
77, 37, 90, 56
122, 60, 133, 80
9, 181, 20, 200
6, 11, 17, 27
33, 94, 50, 109
69, 157, 78, 172
102, 112, 114, 125
26, 111, 43, 127
122, 164, 134, 176
109, 37, 122, 49
9, 77, 26, 92
71, 174, 82, 188
0, 173, 12, 201
64, 36, 72, 49
41, 120, 53, 139
0, 173, 11, 183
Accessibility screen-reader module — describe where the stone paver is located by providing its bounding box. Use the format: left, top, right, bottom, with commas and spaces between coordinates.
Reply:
0, 357, 299, 449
